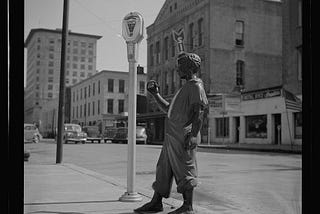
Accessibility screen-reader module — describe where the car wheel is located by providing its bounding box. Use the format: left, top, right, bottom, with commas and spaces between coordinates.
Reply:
82, 141, 86, 144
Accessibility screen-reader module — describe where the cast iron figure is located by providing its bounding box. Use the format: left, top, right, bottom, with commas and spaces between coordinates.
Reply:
134, 52, 208, 214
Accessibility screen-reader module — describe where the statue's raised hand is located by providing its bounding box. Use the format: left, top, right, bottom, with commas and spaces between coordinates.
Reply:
147, 80, 160, 96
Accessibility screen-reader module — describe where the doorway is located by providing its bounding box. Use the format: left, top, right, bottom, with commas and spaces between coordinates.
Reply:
235, 117, 240, 143
274, 114, 281, 145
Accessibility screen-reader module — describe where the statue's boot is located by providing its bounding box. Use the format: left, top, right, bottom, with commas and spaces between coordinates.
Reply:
134, 192, 163, 213
168, 189, 195, 214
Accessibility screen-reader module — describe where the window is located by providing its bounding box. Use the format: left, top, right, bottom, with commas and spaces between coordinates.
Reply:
48, 76, 54, 83
98, 81, 100, 94
81, 42, 86, 47
149, 44, 154, 66
72, 107, 75, 118
164, 37, 169, 60
65, 79, 69, 84
171, 69, 176, 93
88, 85, 91, 97
92, 101, 95, 115
88, 102, 90, 116
37, 38, 41, 43
48, 69, 54, 75
84, 103, 86, 117
73, 56, 78, 61
164, 72, 169, 95
188, 23, 194, 50
198, 18, 204, 46
73, 63, 77, 69
93, 83, 95, 96
80, 88, 83, 99
88, 50, 93, 55
88, 65, 93, 70
80, 72, 85, 77
171, 37, 175, 57
235, 20, 244, 46
48, 84, 53, 90
139, 81, 145, 94
245, 115, 267, 138
76, 106, 79, 118
107, 99, 113, 114
119, 79, 125, 93
156, 41, 160, 64
294, 112, 302, 139
88, 43, 93, 48
108, 79, 114, 92
49, 39, 55, 44
118, 100, 124, 114
174, 2, 177, 9
36, 76, 39, 82
72, 79, 77, 84
88, 57, 93, 63
49, 53, 54, 59
48, 92, 53, 98
80, 105, 82, 117
48, 61, 54, 67
76, 90, 79, 101
80, 64, 85, 70
236, 60, 245, 86
73, 41, 78, 46
98, 100, 100, 114
67, 63, 70, 68
81, 49, 86, 55
297, 47, 302, 81
84, 87, 87, 98
73, 92, 75, 102
80, 57, 85, 62
88, 73, 93, 77
216, 118, 229, 137
73, 48, 78, 54
73, 71, 77, 77
49, 46, 54, 51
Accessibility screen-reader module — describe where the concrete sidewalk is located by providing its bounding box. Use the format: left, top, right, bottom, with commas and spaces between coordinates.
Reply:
24, 163, 216, 214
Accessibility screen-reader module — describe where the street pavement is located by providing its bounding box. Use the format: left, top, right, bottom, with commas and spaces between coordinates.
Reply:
24, 140, 301, 214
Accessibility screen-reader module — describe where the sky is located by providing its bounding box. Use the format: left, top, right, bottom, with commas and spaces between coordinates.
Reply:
24, 0, 166, 87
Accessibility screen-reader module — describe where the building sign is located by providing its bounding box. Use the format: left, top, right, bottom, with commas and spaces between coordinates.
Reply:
209, 95, 223, 113
242, 88, 281, 101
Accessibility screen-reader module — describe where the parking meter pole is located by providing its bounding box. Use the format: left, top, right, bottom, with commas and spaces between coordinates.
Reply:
56, 0, 69, 164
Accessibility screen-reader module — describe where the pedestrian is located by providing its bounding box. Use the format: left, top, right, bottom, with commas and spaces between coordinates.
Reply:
134, 52, 208, 214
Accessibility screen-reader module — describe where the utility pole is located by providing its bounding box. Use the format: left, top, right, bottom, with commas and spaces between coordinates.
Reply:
56, 0, 69, 164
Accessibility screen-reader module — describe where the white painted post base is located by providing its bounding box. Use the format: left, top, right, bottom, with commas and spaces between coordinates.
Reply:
119, 191, 143, 202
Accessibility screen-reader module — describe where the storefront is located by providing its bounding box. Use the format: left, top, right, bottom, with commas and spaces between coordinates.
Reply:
206, 86, 302, 145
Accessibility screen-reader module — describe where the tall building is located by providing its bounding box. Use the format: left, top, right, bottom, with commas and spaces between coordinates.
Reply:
24, 28, 102, 125
145, 0, 283, 144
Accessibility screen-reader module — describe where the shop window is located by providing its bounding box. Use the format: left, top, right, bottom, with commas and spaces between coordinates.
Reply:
245, 115, 267, 138
294, 112, 302, 139
216, 118, 229, 137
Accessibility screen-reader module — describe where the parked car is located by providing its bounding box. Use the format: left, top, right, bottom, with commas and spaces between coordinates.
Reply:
24, 123, 42, 143
113, 126, 147, 144
82, 126, 103, 143
103, 127, 117, 143
63, 123, 87, 144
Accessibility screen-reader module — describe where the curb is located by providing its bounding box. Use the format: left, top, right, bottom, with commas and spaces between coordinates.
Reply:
62, 163, 216, 214
198, 145, 302, 154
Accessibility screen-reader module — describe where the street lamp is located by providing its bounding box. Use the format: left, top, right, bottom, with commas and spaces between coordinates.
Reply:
119, 12, 144, 202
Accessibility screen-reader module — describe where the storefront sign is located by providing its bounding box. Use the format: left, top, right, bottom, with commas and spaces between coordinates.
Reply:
242, 88, 281, 101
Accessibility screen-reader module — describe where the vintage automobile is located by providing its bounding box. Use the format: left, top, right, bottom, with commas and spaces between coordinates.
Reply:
113, 126, 147, 144
63, 123, 87, 144
24, 123, 42, 143
103, 127, 117, 143
82, 126, 103, 143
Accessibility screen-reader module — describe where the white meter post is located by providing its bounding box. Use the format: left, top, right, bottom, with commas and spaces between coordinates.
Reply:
119, 12, 144, 202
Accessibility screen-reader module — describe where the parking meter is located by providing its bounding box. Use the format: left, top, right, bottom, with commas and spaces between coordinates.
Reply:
119, 12, 144, 202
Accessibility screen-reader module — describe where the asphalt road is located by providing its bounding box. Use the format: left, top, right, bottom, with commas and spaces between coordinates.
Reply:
25, 140, 302, 214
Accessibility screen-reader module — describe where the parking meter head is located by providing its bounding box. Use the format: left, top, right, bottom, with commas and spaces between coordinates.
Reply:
122, 12, 144, 43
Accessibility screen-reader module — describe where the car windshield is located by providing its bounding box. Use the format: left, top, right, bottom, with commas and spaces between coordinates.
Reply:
65, 125, 81, 132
